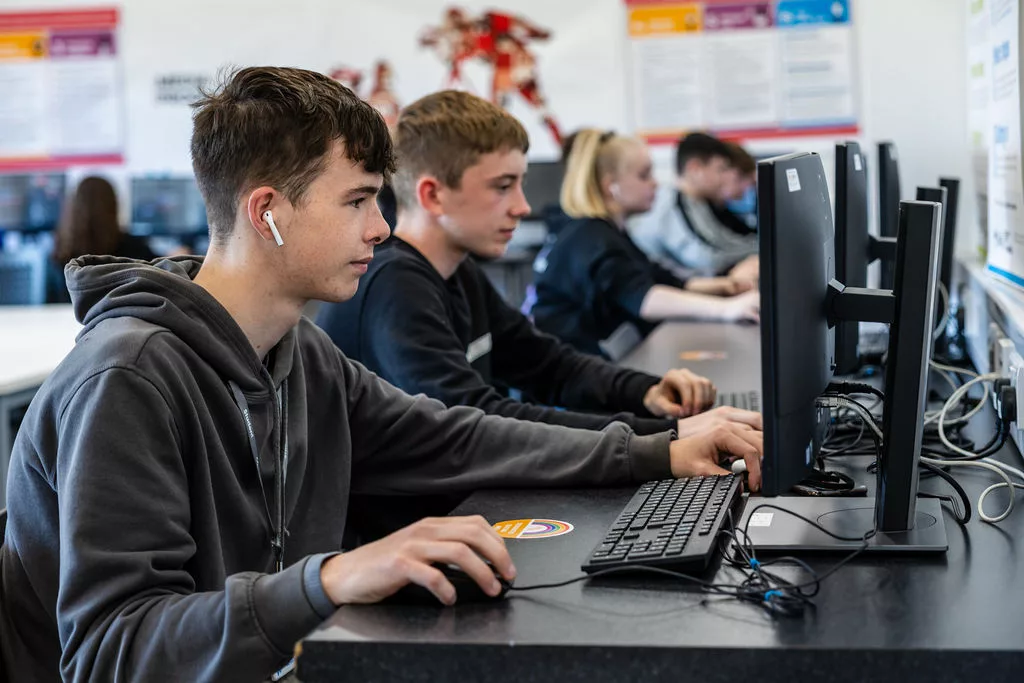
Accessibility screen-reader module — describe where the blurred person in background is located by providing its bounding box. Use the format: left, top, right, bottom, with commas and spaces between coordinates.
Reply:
46, 176, 157, 304
631, 133, 758, 282
530, 129, 758, 359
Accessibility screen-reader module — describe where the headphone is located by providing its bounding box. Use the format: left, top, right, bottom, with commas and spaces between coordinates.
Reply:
263, 210, 284, 247
610, 182, 621, 201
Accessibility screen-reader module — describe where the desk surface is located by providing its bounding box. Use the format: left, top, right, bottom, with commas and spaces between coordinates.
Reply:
0, 305, 79, 395
298, 321, 1024, 683
619, 321, 761, 390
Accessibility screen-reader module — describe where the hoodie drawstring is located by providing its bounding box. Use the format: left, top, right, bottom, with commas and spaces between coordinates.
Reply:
228, 379, 289, 573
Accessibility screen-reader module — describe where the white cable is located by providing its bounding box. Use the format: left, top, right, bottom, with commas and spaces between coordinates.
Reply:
921, 371, 1023, 523
977, 460, 1024, 521
929, 360, 979, 378
935, 373, 1001, 451
923, 371, 993, 426
926, 362, 980, 423
920, 455, 1023, 523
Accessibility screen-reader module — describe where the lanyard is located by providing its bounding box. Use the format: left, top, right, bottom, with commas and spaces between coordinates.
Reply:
228, 380, 288, 573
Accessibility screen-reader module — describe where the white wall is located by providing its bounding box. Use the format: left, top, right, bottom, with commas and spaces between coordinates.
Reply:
4, 0, 973, 251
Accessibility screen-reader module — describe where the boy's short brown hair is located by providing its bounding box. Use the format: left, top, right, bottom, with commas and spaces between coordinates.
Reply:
191, 66, 395, 242
724, 141, 756, 176
392, 90, 529, 209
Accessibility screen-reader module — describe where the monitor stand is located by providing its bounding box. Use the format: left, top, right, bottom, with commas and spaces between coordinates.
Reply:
749, 201, 949, 555
737, 496, 947, 553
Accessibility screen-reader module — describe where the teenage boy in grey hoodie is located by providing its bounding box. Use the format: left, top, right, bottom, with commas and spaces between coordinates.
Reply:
0, 67, 763, 682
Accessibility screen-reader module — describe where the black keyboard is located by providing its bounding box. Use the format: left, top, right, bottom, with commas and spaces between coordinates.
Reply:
582, 475, 743, 574
715, 390, 761, 412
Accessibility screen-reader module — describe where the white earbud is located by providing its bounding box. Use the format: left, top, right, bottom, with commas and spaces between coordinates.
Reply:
263, 210, 284, 247
610, 183, 622, 201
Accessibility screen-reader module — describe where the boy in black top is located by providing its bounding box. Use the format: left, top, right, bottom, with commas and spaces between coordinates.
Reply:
1, 68, 765, 682
318, 91, 763, 437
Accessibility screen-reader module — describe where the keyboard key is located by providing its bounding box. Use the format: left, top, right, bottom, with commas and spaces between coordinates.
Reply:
628, 550, 662, 560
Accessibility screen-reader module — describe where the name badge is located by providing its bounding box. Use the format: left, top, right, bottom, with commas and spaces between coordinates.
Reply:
466, 333, 492, 363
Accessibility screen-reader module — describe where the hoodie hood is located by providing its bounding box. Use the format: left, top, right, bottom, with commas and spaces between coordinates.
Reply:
65, 255, 295, 395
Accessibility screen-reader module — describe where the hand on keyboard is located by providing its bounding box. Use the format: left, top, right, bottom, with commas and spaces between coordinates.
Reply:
670, 423, 763, 491
643, 368, 716, 418
676, 405, 762, 439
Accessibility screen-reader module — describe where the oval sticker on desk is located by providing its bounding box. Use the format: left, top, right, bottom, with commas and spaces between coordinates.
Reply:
493, 518, 574, 539
680, 350, 727, 361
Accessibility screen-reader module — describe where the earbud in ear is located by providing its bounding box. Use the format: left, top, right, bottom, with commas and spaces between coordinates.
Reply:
610, 183, 622, 201
263, 210, 284, 247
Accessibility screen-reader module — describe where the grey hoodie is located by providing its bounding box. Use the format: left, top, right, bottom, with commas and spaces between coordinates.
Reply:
631, 188, 758, 276
0, 256, 672, 682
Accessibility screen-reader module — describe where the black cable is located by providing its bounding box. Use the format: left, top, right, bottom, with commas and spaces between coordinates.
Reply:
922, 422, 1008, 462
513, 503, 877, 620
509, 565, 734, 594
918, 460, 972, 525
826, 381, 885, 402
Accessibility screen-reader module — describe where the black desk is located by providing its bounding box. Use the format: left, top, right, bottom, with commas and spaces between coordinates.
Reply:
298, 323, 1024, 682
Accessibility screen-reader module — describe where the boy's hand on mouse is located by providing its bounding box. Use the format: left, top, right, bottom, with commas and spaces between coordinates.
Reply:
676, 405, 762, 439
669, 423, 763, 491
319, 516, 516, 607
644, 368, 716, 418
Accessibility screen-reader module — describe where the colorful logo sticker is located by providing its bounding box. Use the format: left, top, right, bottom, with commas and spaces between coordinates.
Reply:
493, 518, 574, 539
680, 350, 728, 361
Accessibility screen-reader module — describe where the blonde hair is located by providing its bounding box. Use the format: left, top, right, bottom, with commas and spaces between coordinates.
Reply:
560, 129, 642, 219
393, 90, 529, 209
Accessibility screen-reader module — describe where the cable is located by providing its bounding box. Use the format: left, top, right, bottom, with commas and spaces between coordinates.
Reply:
924, 372, 997, 427
918, 456, 1024, 523
935, 373, 1002, 456
929, 359, 979, 378
825, 381, 885, 402
918, 460, 972, 525
513, 504, 877, 619
819, 395, 883, 442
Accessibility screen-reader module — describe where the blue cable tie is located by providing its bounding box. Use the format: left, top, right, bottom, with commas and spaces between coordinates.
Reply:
764, 590, 783, 601
749, 559, 761, 570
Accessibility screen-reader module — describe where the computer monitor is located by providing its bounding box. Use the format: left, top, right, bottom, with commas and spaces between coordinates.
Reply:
937, 178, 960, 296
834, 142, 869, 374
877, 142, 901, 289
522, 161, 564, 221
758, 153, 836, 497
915, 186, 948, 334
834, 142, 900, 373
0, 173, 66, 233
753, 151, 946, 551
130, 177, 207, 236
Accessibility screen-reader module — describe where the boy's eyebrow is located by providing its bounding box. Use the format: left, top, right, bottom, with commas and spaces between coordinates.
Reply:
343, 184, 382, 198
488, 174, 520, 184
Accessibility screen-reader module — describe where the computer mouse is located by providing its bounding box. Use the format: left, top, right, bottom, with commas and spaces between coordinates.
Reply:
383, 562, 513, 606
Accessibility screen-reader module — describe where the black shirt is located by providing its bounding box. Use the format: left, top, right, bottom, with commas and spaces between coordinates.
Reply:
531, 216, 688, 358
45, 234, 158, 304
316, 236, 672, 435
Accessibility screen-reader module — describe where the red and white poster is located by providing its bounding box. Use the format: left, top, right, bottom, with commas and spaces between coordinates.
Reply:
0, 8, 124, 171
